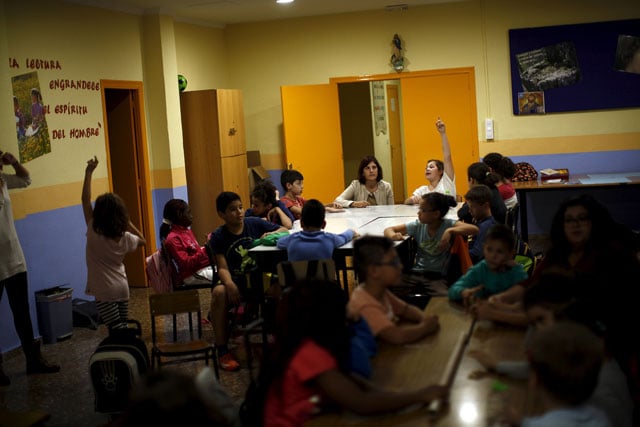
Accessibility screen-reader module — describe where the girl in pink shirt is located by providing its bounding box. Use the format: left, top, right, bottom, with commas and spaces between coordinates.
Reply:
82, 157, 146, 331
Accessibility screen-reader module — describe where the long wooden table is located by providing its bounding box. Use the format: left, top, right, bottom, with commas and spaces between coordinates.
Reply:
513, 172, 640, 242
305, 297, 532, 427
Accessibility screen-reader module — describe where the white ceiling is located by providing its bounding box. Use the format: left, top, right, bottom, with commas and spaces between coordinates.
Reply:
63, 0, 463, 27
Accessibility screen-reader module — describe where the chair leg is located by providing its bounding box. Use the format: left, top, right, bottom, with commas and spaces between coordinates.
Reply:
211, 349, 220, 379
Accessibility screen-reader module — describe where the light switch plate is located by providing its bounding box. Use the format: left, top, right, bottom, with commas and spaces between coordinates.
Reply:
485, 118, 494, 140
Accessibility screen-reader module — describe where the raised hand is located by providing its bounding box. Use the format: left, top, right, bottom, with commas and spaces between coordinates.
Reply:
85, 156, 99, 174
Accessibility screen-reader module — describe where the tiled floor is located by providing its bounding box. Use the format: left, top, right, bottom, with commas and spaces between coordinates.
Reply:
0, 287, 251, 427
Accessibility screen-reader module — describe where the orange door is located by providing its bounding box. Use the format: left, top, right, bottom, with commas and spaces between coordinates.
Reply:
281, 84, 344, 204
401, 70, 478, 198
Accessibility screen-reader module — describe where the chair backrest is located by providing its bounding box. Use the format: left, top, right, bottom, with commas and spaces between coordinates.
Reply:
277, 259, 337, 288
159, 239, 185, 288
445, 234, 473, 284
149, 289, 204, 343
160, 239, 217, 291
505, 203, 519, 234
150, 289, 201, 317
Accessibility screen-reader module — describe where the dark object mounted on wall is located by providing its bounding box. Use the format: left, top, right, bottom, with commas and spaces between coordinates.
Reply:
390, 33, 405, 72
509, 19, 640, 114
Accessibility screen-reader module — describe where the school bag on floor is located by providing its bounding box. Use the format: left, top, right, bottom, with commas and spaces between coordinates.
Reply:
89, 320, 149, 416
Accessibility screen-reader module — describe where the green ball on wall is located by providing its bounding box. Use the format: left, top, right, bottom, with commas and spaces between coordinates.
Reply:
178, 74, 188, 92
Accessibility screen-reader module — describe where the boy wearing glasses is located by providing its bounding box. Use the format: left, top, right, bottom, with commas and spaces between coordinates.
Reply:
348, 236, 440, 345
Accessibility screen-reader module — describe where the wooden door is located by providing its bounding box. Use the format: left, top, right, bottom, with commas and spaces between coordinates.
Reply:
281, 84, 344, 204
386, 84, 405, 203
102, 83, 154, 287
401, 70, 478, 198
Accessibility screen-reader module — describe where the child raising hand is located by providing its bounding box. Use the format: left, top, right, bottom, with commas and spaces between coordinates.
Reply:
82, 156, 146, 331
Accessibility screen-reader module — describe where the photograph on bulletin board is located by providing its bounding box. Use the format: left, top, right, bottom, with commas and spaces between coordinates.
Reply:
515, 41, 581, 92
509, 19, 640, 115
518, 91, 545, 115
615, 35, 640, 75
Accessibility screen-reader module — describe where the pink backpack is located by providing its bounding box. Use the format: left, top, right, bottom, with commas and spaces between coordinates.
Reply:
145, 250, 173, 293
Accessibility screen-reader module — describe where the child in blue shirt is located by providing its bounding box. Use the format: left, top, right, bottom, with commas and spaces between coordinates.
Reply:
464, 184, 497, 264
448, 223, 527, 305
277, 199, 357, 261
384, 192, 478, 276
245, 179, 294, 229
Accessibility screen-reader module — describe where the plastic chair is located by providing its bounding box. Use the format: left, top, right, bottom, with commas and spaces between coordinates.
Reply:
149, 290, 219, 377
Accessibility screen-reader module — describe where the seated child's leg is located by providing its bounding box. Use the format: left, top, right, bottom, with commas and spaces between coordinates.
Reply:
211, 284, 229, 347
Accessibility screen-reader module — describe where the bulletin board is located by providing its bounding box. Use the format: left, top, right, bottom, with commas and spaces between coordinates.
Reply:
509, 19, 640, 115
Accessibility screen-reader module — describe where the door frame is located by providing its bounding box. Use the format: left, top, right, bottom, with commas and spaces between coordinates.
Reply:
330, 67, 479, 198
99, 80, 155, 268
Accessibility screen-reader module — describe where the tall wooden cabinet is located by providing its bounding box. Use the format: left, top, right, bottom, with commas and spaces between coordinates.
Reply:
180, 89, 249, 242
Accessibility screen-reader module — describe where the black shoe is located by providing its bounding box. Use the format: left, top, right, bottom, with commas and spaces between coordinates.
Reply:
26, 358, 60, 375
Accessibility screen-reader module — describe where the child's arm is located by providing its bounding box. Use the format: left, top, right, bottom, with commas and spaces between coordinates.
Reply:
127, 221, 146, 247
261, 226, 288, 237
448, 267, 480, 302
334, 182, 357, 208
468, 350, 530, 381
288, 204, 302, 218
384, 224, 407, 241
487, 283, 526, 307
214, 253, 241, 304
81, 156, 98, 226
470, 300, 528, 326
377, 315, 440, 345
268, 206, 293, 229
436, 118, 455, 181
334, 229, 358, 246
316, 369, 448, 415
439, 222, 478, 251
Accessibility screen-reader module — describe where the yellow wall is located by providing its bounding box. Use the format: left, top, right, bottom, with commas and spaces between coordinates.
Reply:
2, 0, 639, 213
220, 0, 640, 166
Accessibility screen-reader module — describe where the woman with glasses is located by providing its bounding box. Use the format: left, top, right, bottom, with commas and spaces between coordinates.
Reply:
482, 194, 636, 319
404, 118, 456, 204
474, 194, 640, 417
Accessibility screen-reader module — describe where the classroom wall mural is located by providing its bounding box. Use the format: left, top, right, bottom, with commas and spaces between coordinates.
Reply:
8, 57, 103, 163
11, 72, 50, 163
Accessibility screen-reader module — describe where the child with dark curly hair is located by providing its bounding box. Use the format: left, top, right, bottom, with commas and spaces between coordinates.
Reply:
82, 157, 146, 331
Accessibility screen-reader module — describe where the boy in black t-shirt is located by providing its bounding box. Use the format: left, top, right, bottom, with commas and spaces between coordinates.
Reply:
208, 191, 287, 371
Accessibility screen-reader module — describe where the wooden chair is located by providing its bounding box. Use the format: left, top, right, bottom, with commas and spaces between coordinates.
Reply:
276, 258, 337, 289
148, 290, 219, 377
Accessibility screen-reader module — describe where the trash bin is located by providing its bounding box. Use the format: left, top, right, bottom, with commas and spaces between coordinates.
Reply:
35, 286, 73, 344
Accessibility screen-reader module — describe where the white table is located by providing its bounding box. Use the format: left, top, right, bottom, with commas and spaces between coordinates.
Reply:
250, 203, 462, 291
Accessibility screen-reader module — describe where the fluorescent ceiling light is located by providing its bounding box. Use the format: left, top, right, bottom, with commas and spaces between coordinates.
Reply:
276, 0, 294, 4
